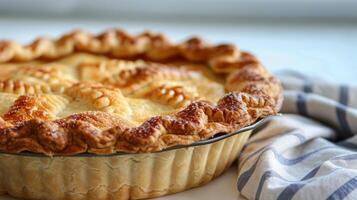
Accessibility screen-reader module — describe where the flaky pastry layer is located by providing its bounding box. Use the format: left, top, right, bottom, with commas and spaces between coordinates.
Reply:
0, 29, 283, 155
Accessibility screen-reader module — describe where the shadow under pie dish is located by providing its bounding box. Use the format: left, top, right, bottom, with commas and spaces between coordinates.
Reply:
0, 29, 283, 200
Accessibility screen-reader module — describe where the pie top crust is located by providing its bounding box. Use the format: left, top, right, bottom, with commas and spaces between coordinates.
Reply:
0, 29, 283, 155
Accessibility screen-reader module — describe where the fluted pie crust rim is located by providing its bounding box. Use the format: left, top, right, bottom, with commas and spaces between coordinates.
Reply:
0, 29, 283, 155
1, 117, 268, 158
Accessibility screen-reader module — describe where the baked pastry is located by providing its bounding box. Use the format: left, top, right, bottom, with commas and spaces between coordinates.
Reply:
0, 29, 282, 155
0, 29, 282, 200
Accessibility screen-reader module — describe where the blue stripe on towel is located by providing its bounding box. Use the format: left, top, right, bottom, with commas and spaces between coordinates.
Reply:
336, 85, 353, 139
237, 145, 337, 192
303, 84, 313, 93
326, 176, 357, 200
290, 132, 309, 143
277, 166, 322, 200
259, 154, 357, 200
339, 85, 349, 106
337, 141, 357, 151
255, 166, 326, 200
332, 153, 357, 161
297, 93, 309, 116
273, 146, 334, 165
255, 170, 284, 200
238, 133, 307, 179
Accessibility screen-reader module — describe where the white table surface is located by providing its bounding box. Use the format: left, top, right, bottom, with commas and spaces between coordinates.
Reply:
0, 17, 356, 200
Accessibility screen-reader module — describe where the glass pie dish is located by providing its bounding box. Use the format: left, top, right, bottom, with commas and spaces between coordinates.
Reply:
0, 119, 270, 200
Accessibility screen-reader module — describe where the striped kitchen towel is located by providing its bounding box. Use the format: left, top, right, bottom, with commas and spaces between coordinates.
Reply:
237, 71, 357, 200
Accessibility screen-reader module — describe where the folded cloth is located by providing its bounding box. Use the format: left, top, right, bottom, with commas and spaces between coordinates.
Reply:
237, 71, 357, 200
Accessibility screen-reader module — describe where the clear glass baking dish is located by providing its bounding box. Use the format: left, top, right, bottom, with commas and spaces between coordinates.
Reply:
0, 118, 269, 200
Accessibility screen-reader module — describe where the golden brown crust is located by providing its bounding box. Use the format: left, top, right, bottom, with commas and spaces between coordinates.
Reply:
0, 29, 283, 155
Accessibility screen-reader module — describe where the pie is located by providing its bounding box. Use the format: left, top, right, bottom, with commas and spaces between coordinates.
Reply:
0, 29, 282, 200
0, 29, 282, 155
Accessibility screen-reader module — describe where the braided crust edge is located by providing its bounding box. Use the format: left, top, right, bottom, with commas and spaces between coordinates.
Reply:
0, 29, 283, 155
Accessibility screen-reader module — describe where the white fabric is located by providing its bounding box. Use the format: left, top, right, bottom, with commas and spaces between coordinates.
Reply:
237, 72, 357, 200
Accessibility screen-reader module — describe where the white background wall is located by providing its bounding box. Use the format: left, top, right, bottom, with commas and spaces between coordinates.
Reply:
1, 16, 356, 84
1, 0, 357, 19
